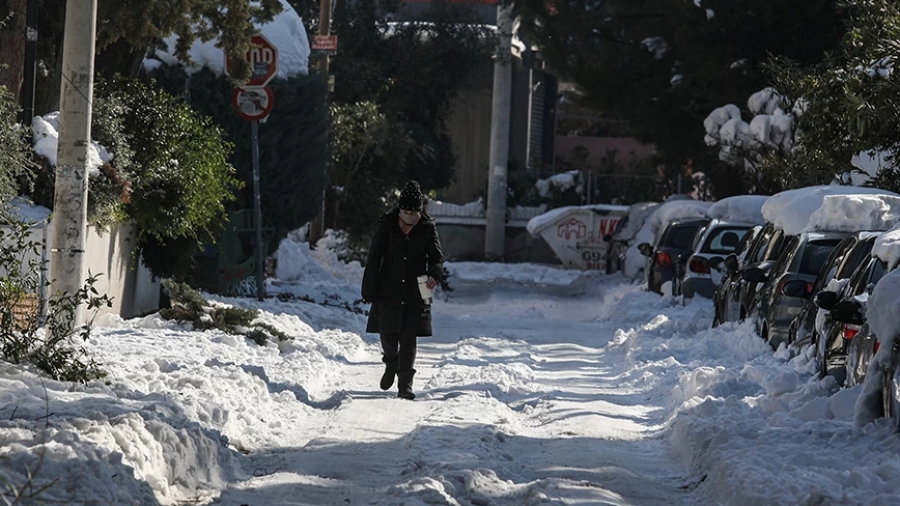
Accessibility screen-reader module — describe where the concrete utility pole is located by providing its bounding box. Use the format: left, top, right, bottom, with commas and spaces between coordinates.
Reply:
484, 4, 513, 260
308, 0, 333, 245
50, 0, 97, 324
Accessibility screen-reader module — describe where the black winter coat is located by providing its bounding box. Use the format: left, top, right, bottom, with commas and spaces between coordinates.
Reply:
362, 210, 444, 336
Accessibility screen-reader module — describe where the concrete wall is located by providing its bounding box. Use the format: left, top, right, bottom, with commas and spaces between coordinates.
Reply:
2, 221, 161, 324
82, 222, 160, 320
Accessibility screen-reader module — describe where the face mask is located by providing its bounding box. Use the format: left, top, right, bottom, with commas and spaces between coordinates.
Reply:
399, 210, 421, 225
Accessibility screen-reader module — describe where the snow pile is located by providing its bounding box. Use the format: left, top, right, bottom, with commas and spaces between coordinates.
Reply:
761, 185, 900, 235
274, 231, 361, 286
534, 170, 581, 198
706, 195, 768, 224
31, 112, 113, 173
148, 0, 310, 79
5, 197, 51, 224
804, 194, 900, 234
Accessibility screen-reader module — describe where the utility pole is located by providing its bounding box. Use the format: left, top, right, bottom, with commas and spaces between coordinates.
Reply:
308, 0, 333, 245
484, 4, 513, 260
50, 0, 97, 326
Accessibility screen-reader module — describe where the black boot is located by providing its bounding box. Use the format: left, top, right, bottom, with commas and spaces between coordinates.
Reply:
380, 357, 399, 391
397, 368, 416, 400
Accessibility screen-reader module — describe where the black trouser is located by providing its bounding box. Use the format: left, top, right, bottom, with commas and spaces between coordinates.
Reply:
380, 332, 417, 371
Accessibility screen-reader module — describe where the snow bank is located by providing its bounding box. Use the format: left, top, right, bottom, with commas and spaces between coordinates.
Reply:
150, 0, 310, 79
706, 195, 768, 224
761, 185, 900, 235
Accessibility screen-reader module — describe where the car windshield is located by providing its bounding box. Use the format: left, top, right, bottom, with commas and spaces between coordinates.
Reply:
799, 239, 842, 275
701, 226, 750, 254
662, 223, 704, 250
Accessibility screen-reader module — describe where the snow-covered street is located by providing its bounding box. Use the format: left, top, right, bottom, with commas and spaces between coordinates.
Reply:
5, 247, 900, 505
212, 270, 693, 505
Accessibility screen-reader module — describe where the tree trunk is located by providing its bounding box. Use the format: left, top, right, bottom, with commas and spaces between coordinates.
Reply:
0, 0, 27, 102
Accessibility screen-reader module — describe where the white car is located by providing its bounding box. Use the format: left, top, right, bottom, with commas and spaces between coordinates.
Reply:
681, 219, 754, 299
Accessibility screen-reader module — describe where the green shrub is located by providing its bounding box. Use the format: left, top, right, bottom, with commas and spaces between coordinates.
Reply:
93, 77, 242, 279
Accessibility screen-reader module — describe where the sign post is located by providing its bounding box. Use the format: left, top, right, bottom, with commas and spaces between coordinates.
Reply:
225, 35, 278, 301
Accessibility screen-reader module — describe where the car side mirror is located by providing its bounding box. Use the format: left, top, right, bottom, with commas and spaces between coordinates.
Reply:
724, 254, 739, 273
813, 290, 839, 311
781, 279, 810, 298
603, 234, 613, 242
830, 299, 865, 325
638, 243, 653, 257
741, 267, 767, 284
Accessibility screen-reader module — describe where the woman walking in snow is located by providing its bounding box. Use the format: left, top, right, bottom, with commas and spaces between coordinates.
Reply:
362, 180, 445, 400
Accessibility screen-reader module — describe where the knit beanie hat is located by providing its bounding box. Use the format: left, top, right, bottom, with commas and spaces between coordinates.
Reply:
398, 180, 424, 211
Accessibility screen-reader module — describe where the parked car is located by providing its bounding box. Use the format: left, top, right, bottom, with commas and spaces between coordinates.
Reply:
786, 232, 880, 348
714, 222, 787, 325
745, 231, 845, 349
711, 225, 760, 326
816, 254, 889, 384
638, 218, 709, 295
682, 220, 753, 300
605, 202, 659, 275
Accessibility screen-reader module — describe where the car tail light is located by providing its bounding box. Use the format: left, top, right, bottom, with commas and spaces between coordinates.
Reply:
688, 256, 710, 274
656, 251, 672, 269
842, 324, 860, 340
875, 341, 881, 354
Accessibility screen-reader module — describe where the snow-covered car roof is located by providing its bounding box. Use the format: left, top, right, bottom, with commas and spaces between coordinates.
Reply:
761, 185, 900, 235
648, 199, 714, 235
706, 195, 769, 225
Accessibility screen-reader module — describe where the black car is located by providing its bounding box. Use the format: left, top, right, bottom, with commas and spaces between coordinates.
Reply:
815, 255, 889, 385
786, 232, 880, 348
638, 218, 709, 295
713, 222, 786, 324
711, 225, 759, 326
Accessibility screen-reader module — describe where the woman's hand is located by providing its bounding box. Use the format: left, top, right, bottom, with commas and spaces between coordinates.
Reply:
425, 277, 437, 290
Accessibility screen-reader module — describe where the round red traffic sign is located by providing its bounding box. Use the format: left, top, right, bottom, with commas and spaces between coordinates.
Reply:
232, 86, 274, 121
224, 34, 279, 87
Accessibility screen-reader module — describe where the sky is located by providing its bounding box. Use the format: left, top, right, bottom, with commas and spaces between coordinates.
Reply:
5, 201, 900, 505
